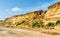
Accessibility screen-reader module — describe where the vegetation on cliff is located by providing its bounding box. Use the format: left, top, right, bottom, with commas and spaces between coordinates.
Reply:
0, 2, 60, 30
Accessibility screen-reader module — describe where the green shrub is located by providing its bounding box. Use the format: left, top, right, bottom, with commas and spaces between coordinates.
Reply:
56, 20, 60, 25
32, 21, 43, 28
46, 22, 54, 27
16, 21, 25, 26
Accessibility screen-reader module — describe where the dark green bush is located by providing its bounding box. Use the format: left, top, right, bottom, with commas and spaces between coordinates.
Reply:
46, 22, 54, 27
32, 21, 43, 28
56, 20, 60, 25
16, 21, 25, 26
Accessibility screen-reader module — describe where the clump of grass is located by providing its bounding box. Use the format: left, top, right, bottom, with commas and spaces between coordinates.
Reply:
16, 21, 25, 26
46, 22, 54, 27
46, 22, 55, 29
32, 21, 43, 28
56, 20, 60, 25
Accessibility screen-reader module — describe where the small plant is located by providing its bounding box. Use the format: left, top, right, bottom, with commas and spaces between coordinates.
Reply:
56, 20, 60, 25
46, 22, 55, 29
16, 21, 25, 26
46, 22, 54, 27
32, 21, 43, 28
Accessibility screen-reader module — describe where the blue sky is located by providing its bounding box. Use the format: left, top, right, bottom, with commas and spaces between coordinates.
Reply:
0, 0, 60, 20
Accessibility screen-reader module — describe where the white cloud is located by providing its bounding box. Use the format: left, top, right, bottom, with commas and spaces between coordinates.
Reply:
0, 16, 3, 18
5, 7, 22, 13
0, 16, 4, 20
11, 7, 22, 12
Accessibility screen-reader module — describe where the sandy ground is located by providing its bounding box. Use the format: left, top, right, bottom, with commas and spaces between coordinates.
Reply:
0, 27, 60, 37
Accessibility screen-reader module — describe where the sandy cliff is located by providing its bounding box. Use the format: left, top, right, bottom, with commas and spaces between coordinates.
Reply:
1, 2, 60, 30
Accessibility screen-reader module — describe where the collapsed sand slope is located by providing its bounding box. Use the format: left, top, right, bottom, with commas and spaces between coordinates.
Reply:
0, 27, 60, 37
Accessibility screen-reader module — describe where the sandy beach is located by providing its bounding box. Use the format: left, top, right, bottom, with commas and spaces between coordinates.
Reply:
0, 27, 60, 37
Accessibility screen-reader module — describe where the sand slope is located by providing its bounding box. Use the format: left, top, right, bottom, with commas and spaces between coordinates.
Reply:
0, 27, 60, 37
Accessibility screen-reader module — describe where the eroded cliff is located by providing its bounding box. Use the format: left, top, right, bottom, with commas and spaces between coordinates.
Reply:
1, 2, 60, 30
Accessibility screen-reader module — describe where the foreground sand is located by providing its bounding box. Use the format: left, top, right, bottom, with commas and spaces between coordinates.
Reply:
0, 27, 60, 37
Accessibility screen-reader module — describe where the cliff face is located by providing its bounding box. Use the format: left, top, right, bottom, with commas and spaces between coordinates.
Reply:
1, 2, 60, 30
3, 10, 46, 29
44, 2, 60, 25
